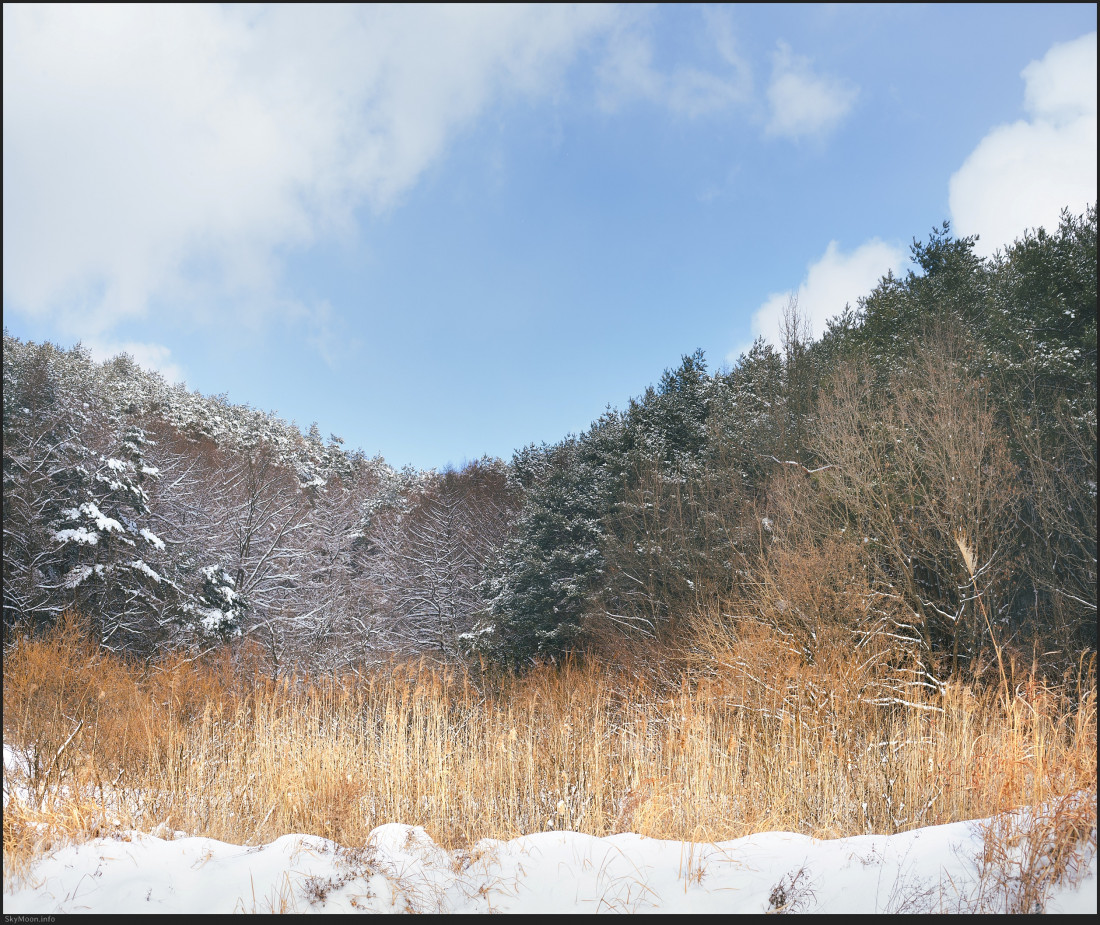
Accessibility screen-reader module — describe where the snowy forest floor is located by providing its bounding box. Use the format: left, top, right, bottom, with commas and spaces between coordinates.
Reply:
3, 618, 1097, 913
3, 807, 1096, 913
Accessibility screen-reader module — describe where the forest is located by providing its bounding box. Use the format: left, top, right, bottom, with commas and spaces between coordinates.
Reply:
4, 207, 1095, 680
3, 208, 1096, 909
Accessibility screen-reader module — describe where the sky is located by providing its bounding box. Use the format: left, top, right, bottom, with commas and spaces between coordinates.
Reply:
3, 5, 1096, 471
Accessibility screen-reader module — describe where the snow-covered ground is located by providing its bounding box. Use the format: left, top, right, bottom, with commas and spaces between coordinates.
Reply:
4, 813, 1095, 914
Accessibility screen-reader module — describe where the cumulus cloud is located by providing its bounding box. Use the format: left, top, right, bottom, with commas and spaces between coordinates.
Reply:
949, 32, 1096, 257
597, 7, 752, 117
732, 238, 903, 361
2, 5, 618, 339
765, 42, 858, 140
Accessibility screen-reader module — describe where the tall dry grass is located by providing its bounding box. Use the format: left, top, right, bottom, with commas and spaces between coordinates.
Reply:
4, 613, 1096, 883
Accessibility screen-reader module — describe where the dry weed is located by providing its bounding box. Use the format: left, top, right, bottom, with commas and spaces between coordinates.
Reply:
3, 615, 1096, 885
966, 789, 1098, 912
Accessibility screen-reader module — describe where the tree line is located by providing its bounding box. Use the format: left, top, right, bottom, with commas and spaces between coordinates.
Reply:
3, 207, 1094, 681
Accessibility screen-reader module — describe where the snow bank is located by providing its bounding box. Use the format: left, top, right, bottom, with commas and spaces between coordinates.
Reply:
4, 816, 1095, 914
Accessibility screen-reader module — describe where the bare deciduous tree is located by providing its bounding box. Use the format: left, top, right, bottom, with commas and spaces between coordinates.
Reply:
810, 334, 1018, 675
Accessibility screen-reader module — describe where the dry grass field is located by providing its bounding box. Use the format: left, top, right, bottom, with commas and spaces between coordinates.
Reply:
4, 613, 1096, 886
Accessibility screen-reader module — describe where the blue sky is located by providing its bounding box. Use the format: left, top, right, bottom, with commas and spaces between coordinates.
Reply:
4, 5, 1096, 470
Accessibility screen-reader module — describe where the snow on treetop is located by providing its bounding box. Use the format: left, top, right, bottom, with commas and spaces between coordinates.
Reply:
53, 527, 99, 546
198, 606, 242, 636
78, 501, 125, 534
129, 559, 164, 583
199, 565, 235, 587
62, 564, 95, 587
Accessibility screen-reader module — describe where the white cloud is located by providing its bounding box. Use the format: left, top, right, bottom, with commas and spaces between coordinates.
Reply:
733, 239, 904, 361
949, 32, 1096, 257
597, 8, 752, 117
765, 42, 858, 140
2, 5, 619, 339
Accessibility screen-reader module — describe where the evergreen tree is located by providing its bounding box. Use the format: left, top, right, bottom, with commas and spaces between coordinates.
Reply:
477, 438, 606, 665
